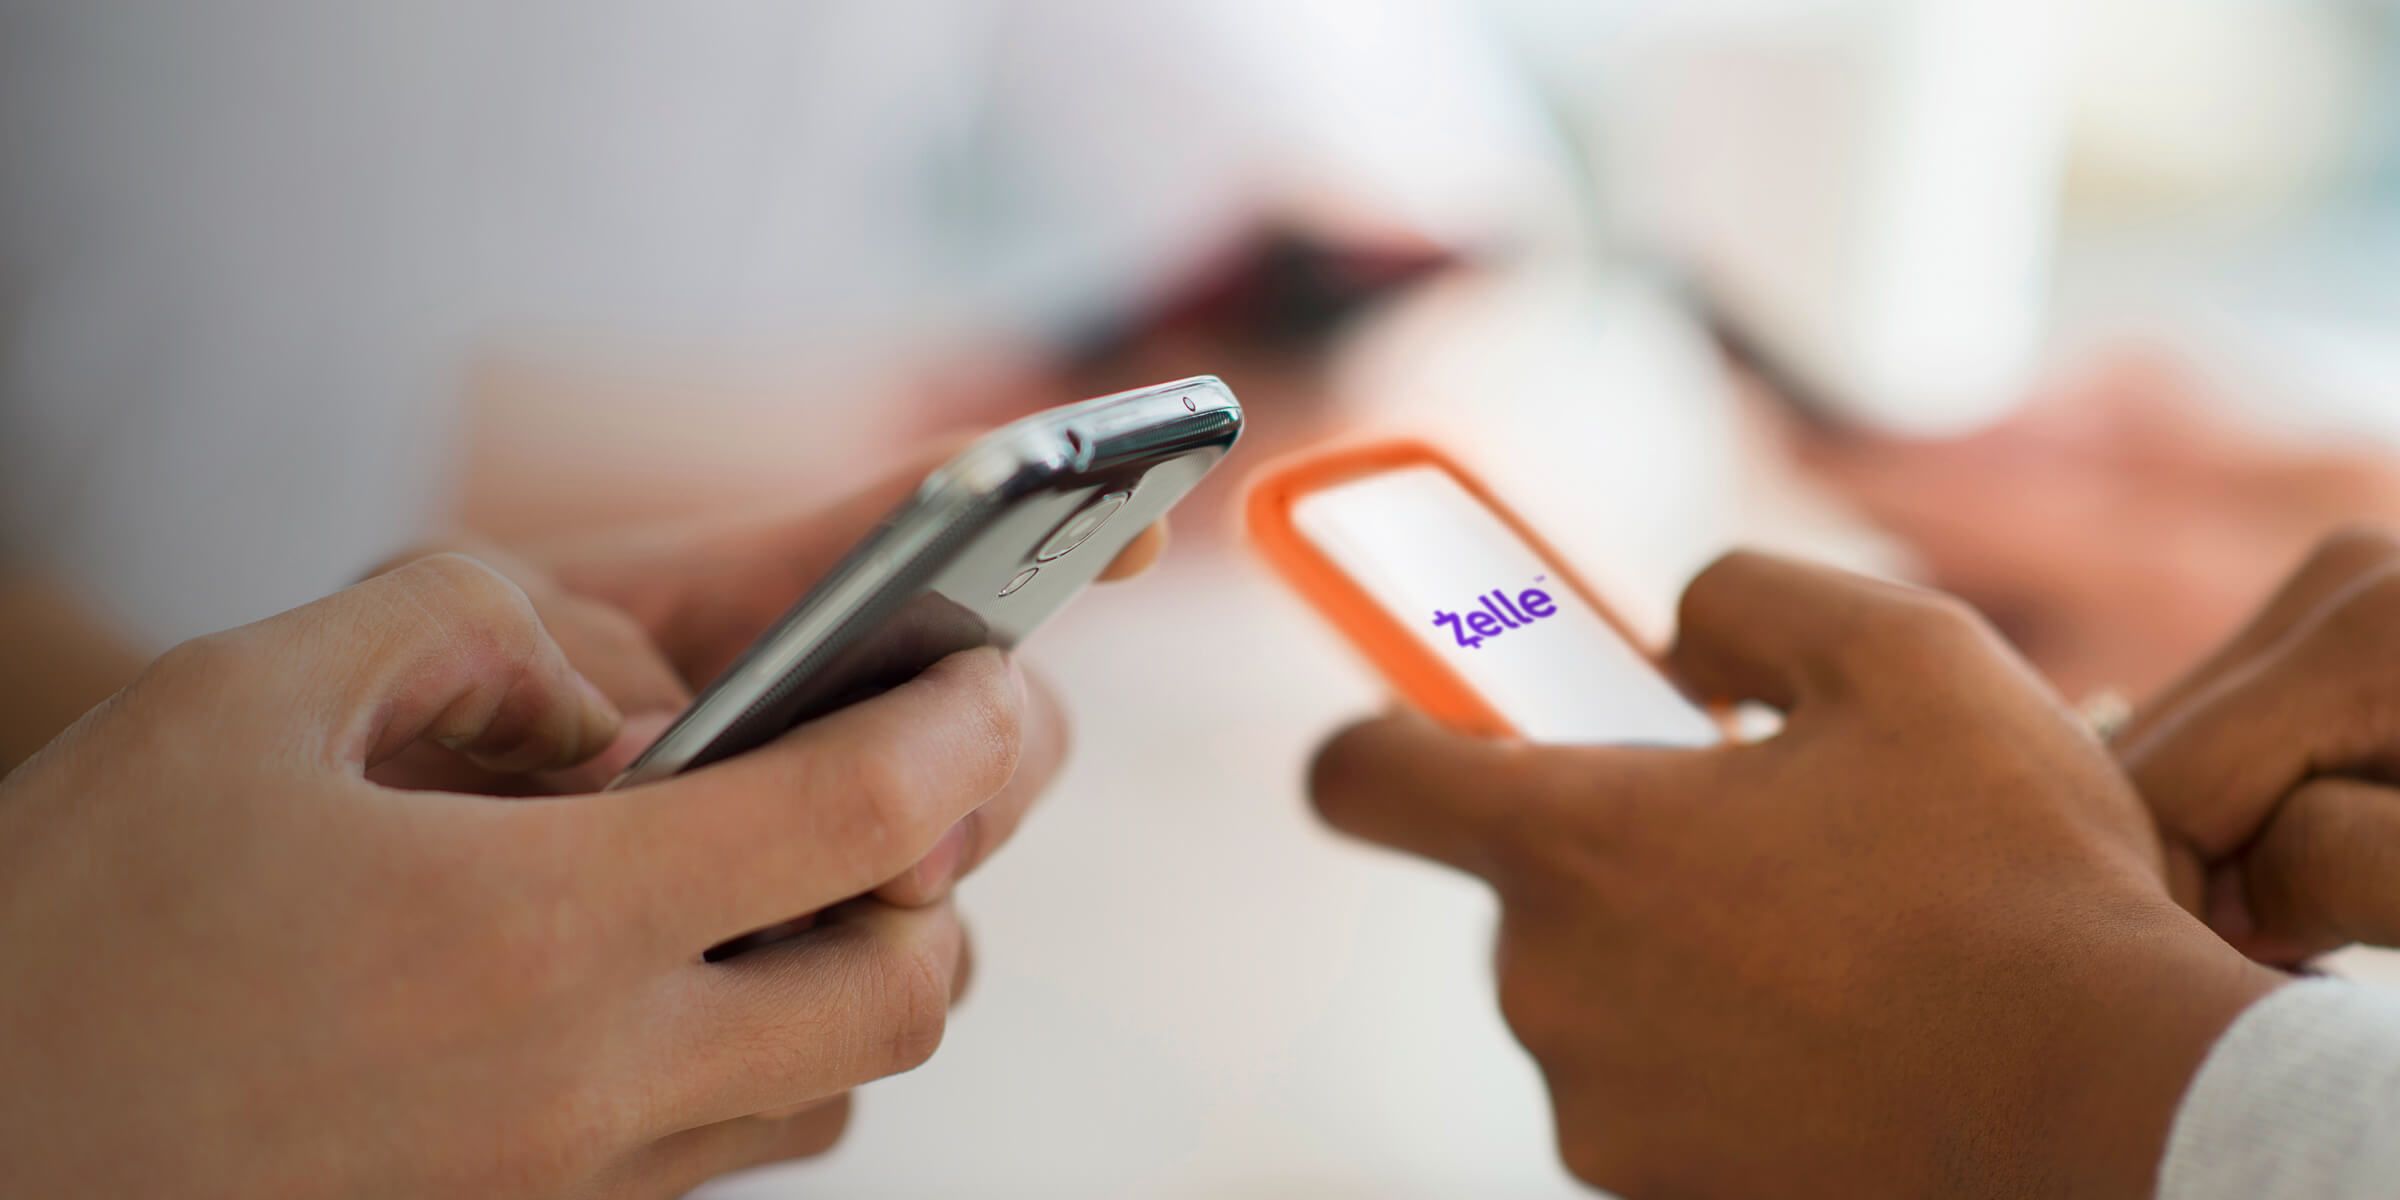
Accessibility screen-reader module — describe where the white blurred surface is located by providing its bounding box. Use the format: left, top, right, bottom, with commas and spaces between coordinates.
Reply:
0, 0, 1563, 645
1586, 0, 2075, 435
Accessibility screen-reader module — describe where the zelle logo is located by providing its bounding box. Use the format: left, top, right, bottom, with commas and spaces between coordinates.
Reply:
1433, 576, 1558, 650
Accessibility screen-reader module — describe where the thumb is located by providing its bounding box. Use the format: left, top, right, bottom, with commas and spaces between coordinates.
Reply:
228, 553, 621, 774
1308, 712, 1665, 884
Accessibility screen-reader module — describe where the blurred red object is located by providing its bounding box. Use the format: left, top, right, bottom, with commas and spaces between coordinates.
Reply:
1779, 351, 2400, 700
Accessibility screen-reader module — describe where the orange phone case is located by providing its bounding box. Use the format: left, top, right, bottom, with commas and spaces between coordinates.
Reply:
1246, 439, 1672, 740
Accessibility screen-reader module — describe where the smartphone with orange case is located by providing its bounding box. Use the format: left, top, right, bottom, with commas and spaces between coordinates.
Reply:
1247, 440, 1720, 747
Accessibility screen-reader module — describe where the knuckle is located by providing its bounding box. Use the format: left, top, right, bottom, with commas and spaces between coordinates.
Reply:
1694, 548, 1777, 589
2311, 524, 2400, 573
839, 656, 1026, 861
396, 552, 543, 632
1679, 550, 1776, 620
1493, 955, 1573, 1056
361, 538, 469, 583
876, 933, 956, 1073
468, 885, 606, 1002
389, 552, 551, 674
398, 817, 607, 1000
1556, 1129, 1643, 1197
137, 631, 250, 698
1890, 590, 1984, 643
2326, 569, 2400, 639
112, 633, 268, 753
2296, 573, 2400, 696
1555, 1133, 1607, 1191
952, 655, 1025, 797
1494, 980, 1558, 1053
1845, 589, 1988, 662
495, 1096, 627, 1197
845, 750, 942, 862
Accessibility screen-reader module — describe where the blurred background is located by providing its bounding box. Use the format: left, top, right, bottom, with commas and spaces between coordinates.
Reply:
11, 0, 2400, 1195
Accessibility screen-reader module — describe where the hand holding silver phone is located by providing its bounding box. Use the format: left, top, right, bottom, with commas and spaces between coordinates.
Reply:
611, 378, 1242, 789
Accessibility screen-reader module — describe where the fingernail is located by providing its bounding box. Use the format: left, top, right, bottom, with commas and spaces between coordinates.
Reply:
591, 710, 677, 779
571, 671, 624, 762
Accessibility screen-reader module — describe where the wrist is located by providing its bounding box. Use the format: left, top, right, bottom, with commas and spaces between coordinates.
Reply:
2031, 904, 2285, 1199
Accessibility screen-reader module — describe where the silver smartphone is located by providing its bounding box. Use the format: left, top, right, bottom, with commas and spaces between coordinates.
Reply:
610, 377, 1243, 789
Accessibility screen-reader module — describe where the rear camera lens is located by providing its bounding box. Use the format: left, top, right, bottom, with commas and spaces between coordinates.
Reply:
1035, 490, 1132, 562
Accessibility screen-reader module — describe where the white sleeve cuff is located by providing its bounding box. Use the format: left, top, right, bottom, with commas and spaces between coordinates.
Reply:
2159, 978, 2400, 1200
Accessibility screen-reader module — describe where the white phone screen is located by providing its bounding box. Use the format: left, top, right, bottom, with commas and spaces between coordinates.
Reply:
1289, 466, 1719, 747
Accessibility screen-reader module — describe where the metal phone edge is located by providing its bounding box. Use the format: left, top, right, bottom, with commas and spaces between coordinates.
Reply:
607, 377, 1239, 790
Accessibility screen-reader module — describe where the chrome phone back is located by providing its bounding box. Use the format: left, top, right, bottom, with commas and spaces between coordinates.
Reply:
611, 377, 1242, 788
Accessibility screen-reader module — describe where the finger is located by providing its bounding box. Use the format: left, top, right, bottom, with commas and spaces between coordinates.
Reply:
1666, 550, 1985, 711
368, 538, 687, 717
1097, 522, 1169, 582
650, 900, 964, 1128
1308, 711, 1670, 882
553, 448, 1168, 684
2121, 566, 2400, 856
875, 665, 1067, 907
564, 710, 680, 791
361, 534, 536, 586
182, 553, 620, 773
2119, 527, 2400, 748
535, 592, 693, 720
952, 916, 976, 1005
592, 648, 1023, 946
527, 708, 680, 798
2237, 778, 2400, 957
364, 711, 675, 800
605, 1096, 853, 1198
552, 444, 967, 683
362, 543, 687, 796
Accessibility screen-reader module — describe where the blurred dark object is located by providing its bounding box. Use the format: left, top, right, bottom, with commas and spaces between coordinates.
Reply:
1690, 277, 1860, 438
907, 228, 1465, 542
1067, 227, 1460, 368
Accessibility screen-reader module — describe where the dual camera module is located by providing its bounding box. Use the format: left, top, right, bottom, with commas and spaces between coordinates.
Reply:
997, 488, 1133, 598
